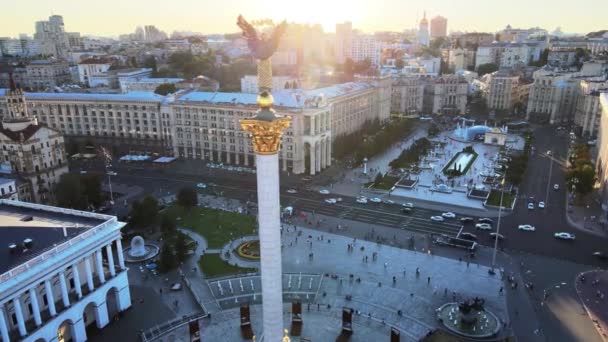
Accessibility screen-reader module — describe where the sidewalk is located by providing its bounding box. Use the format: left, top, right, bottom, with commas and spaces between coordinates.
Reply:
565, 193, 608, 238
575, 270, 608, 341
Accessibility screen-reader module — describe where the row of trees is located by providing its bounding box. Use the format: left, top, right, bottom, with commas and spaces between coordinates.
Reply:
505, 134, 533, 185
389, 137, 432, 169
566, 143, 596, 196
55, 174, 103, 210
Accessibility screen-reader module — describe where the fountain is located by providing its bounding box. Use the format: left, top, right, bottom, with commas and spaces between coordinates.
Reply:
122, 235, 160, 263
436, 297, 501, 338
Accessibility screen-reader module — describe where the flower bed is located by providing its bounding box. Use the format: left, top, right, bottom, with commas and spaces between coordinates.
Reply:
236, 240, 260, 260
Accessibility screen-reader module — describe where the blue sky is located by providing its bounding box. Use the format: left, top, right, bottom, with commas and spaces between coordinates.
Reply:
1, 0, 606, 37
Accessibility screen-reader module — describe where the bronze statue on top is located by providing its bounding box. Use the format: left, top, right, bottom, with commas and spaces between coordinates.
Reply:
237, 15, 287, 60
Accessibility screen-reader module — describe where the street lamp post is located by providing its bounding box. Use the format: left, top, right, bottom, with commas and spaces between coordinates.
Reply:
490, 172, 506, 274
100, 147, 114, 205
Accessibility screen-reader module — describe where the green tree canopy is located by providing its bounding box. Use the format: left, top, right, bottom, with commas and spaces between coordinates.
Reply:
55, 174, 83, 209
177, 187, 198, 209
477, 63, 499, 76
154, 83, 177, 95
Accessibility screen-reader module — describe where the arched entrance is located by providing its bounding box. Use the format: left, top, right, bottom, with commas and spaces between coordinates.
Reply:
83, 302, 101, 338
106, 287, 120, 320
57, 319, 75, 342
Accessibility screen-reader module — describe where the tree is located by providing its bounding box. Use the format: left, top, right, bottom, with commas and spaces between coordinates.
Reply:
158, 243, 177, 272
477, 63, 499, 76
177, 187, 198, 209
81, 174, 102, 208
128, 200, 145, 230
395, 59, 405, 70
154, 83, 176, 95
140, 195, 159, 227
55, 174, 83, 209
374, 172, 383, 185
143, 56, 157, 72
174, 232, 188, 263
161, 214, 176, 237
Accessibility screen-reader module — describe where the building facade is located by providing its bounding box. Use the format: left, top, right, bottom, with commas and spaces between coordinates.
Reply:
430, 16, 448, 39
574, 78, 608, 137
417, 13, 430, 47
0, 199, 131, 342
33, 15, 72, 58
595, 93, 608, 206
25, 60, 72, 91
391, 76, 425, 115
483, 70, 531, 111
426, 75, 468, 115
240, 75, 299, 94
0, 178, 18, 200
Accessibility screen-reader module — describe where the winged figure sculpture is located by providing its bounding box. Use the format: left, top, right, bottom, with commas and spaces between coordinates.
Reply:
237, 15, 287, 60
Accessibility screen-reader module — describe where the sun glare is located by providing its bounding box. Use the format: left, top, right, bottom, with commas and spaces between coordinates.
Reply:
265, 0, 365, 31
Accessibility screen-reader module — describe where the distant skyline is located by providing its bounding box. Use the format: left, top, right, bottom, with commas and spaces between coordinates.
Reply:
1, 0, 606, 38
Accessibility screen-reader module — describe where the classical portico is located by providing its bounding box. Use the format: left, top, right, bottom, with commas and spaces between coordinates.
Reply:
303, 110, 332, 175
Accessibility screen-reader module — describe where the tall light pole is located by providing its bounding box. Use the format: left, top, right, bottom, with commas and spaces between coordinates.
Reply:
100, 147, 114, 205
490, 172, 506, 273
238, 16, 289, 342
544, 153, 554, 209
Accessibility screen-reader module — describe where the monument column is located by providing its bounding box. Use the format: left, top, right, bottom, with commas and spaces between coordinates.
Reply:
237, 14, 290, 342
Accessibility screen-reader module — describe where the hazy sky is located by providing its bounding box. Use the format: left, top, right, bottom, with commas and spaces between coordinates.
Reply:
1, 0, 606, 37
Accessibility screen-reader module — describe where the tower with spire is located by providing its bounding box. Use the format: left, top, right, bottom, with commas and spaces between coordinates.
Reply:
417, 11, 430, 47
4, 74, 30, 122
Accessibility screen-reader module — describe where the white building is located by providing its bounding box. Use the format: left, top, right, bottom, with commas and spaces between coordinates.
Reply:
475, 42, 544, 69
120, 77, 184, 93
391, 76, 425, 115
483, 70, 532, 111
425, 75, 468, 115
33, 15, 73, 58
351, 35, 383, 66
417, 13, 430, 47
574, 77, 608, 137
77, 58, 114, 86
0, 199, 131, 342
240, 75, 299, 94
0, 178, 17, 200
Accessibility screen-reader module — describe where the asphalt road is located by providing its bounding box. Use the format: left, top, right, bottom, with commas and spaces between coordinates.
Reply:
72, 125, 608, 267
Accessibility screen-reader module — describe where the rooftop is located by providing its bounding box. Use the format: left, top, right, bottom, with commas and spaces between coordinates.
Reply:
0, 177, 14, 186
0, 201, 106, 275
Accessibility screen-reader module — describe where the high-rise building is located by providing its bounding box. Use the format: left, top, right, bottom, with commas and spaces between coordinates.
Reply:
144, 25, 167, 42
430, 16, 448, 39
417, 12, 430, 47
335, 22, 353, 64
33, 15, 72, 58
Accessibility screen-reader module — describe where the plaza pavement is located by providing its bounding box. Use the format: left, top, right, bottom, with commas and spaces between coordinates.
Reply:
576, 270, 608, 341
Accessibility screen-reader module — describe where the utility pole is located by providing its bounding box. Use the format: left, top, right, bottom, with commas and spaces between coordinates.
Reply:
100, 147, 114, 205
490, 171, 506, 274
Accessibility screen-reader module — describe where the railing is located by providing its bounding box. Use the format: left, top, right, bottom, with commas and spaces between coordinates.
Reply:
0, 199, 121, 284
140, 312, 208, 342
179, 268, 208, 314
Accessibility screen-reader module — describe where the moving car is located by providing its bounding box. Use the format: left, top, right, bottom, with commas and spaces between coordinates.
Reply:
554, 184, 559, 191
475, 223, 492, 230
538, 201, 545, 209
170, 283, 182, 291
370, 197, 382, 203
460, 217, 474, 223
518, 224, 536, 231
319, 189, 330, 194
430, 216, 445, 222
546, 150, 552, 156
402, 202, 414, 208
460, 232, 478, 241
442, 212, 456, 218
383, 199, 395, 204
324, 198, 337, 204
527, 203, 534, 210
593, 251, 608, 260
402, 207, 412, 214
287, 189, 297, 194
554, 232, 576, 240
356, 198, 368, 204
196, 183, 207, 188
490, 232, 505, 240
107, 171, 118, 176
478, 218, 493, 224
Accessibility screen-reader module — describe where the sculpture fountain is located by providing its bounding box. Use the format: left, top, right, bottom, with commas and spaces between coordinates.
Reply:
436, 297, 501, 338
122, 235, 160, 263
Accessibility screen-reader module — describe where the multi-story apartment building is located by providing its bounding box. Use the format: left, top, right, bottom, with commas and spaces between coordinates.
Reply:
430, 16, 448, 39
0, 178, 18, 200
77, 57, 114, 86
497, 25, 547, 43
475, 42, 544, 69
0, 79, 390, 176
351, 35, 383, 66
447, 48, 475, 72
574, 77, 608, 137
334, 22, 353, 64
33, 15, 73, 58
483, 70, 532, 111
25, 60, 72, 91
391, 76, 425, 115
548, 48, 577, 68
0, 81, 68, 203
595, 93, 608, 205
0, 199, 131, 342
424, 75, 468, 115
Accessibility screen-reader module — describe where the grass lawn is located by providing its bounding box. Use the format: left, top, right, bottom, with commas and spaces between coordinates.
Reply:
198, 253, 257, 278
164, 205, 256, 249
373, 175, 400, 190
486, 190, 516, 208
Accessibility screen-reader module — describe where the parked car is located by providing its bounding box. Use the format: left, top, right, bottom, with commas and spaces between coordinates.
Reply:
460, 232, 478, 241
402, 202, 414, 208
370, 197, 382, 203
460, 217, 474, 223
592, 251, 608, 260
527, 203, 535, 210
546, 150, 552, 156
107, 171, 117, 176
475, 223, 492, 230
442, 212, 456, 218
553, 184, 559, 191
197, 183, 207, 188
554, 232, 576, 240
319, 189, 330, 194
324, 198, 337, 204
287, 189, 297, 194
430, 216, 445, 222
478, 218, 493, 224
356, 198, 368, 204
538, 201, 545, 209
170, 282, 182, 291
490, 232, 505, 240
518, 224, 536, 231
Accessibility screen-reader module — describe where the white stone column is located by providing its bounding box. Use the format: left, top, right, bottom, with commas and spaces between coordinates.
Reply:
309, 143, 316, 176
96, 250, 106, 284
0, 306, 9, 342
326, 138, 331, 167
13, 297, 26, 337
44, 280, 57, 316
29, 287, 42, 326
72, 264, 83, 299
59, 272, 70, 307
115, 239, 125, 270
320, 140, 326, 169
84, 257, 95, 291
106, 244, 116, 277
315, 143, 321, 173
255, 153, 284, 342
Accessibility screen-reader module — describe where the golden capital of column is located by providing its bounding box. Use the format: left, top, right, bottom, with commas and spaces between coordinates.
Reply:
240, 115, 291, 155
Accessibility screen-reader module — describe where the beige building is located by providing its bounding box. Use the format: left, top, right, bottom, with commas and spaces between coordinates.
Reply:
0, 81, 68, 203
430, 16, 448, 39
574, 78, 608, 137
595, 93, 608, 205
425, 75, 468, 115
25, 60, 72, 90
391, 76, 425, 115
483, 70, 531, 111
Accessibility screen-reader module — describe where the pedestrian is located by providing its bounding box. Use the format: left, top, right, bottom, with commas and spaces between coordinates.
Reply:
444, 288, 448, 296
427, 276, 431, 284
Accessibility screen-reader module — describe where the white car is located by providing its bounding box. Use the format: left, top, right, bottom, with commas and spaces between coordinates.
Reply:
324, 198, 337, 204
546, 150, 552, 156
553, 184, 559, 191
554, 232, 576, 240
538, 201, 545, 209
475, 223, 492, 230
402, 203, 414, 208
527, 203, 534, 210
196, 183, 207, 188
319, 189, 330, 195
430, 216, 445, 222
442, 212, 456, 218
370, 197, 382, 203
356, 198, 368, 204
383, 199, 395, 204
107, 171, 117, 176
518, 224, 536, 231
287, 189, 297, 194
